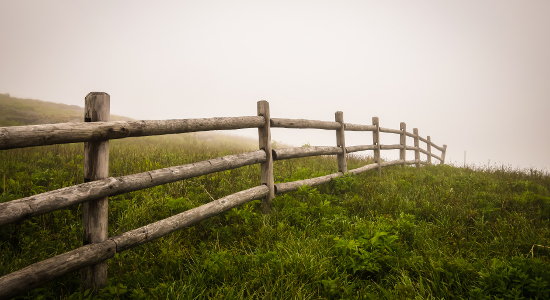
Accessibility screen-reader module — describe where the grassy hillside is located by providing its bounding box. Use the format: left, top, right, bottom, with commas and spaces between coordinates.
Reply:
1, 133, 549, 299
0, 93, 133, 126
0, 94, 549, 299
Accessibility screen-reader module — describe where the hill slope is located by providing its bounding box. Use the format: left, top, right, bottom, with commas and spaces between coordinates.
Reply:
0, 93, 133, 126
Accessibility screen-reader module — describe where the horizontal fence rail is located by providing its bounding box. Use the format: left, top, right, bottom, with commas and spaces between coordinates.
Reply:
0, 151, 266, 227
346, 145, 377, 153
0, 116, 265, 150
344, 123, 377, 131
0, 93, 447, 299
272, 146, 343, 160
271, 118, 341, 130
0, 186, 269, 300
379, 127, 403, 134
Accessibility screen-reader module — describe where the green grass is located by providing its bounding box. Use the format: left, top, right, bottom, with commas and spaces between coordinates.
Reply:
1, 134, 549, 299
0, 93, 132, 126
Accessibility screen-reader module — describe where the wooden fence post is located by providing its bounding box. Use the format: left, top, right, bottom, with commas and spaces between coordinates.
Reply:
427, 136, 432, 164
82, 92, 110, 294
372, 117, 381, 176
257, 101, 274, 214
441, 144, 447, 165
413, 128, 420, 169
335, 111, 347, 173
400, 122, 406, 168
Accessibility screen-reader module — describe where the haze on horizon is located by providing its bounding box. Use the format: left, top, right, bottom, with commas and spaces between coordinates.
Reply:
1, 0, 549, 171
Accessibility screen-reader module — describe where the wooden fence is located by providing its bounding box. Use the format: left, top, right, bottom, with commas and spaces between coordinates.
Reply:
0, 92, 447, 299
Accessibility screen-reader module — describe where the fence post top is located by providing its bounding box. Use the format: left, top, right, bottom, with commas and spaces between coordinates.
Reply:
372, 116, 379, 124
257, 101, 270, 113
413, 128, 418, 134
86, 92, 110, 97
400, 122, 406, 129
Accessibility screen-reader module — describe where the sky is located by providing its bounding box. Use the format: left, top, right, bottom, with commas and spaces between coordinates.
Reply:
1, 0, 549, 171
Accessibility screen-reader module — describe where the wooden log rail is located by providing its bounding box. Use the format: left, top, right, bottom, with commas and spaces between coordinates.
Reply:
0, 116, 265, 150
0, 151, 266, 227
0, 94, 447, 299
0, 186, 269, 300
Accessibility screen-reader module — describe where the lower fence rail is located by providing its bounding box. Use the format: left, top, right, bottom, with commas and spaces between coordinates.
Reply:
0, 186, 269, 300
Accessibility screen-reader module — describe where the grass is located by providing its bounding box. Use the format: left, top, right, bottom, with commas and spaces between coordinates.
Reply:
0, 93, 132, 126
1, 133, 549, 299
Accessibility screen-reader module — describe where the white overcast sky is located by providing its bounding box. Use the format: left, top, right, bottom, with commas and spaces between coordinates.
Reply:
1, 0, 549, 171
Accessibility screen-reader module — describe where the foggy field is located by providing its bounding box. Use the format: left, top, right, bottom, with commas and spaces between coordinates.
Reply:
1, 134, 549, 299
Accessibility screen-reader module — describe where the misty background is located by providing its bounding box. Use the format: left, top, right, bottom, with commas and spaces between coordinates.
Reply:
1, 1, 549, 171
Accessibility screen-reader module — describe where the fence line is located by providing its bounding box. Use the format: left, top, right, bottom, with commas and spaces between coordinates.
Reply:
0, 93, 447, 299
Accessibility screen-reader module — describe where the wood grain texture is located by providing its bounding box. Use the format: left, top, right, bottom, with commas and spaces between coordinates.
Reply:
0, 186, 268, 300
344, 123, 376, 131
0, 151, 266, 227
345, 145, 376, 153
274, 172, 343, 194
400, 122, 406, 168
405, 131, 417, 138
427, 136, 432, 164
379, 127, 402, 134
348, 163, 379, 175
380, 159, 405, 167
82, 92, 109, 292
380, 144, 404, 150
413, 128, 420, 169
0, 116, 265, 150
335, 111, 347, 173
441, 145, 447, 164
372, 117, 381, 176
270, 118, 340, 130
257, 101, 274, 213
272, 146, 342, 160
0, 240, 116, 300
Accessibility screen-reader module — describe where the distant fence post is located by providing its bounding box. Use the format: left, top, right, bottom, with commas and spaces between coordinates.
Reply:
335, 111, 347, 173
82, 92, 110, 294
372, 117, 381, 176
257, 101, 274, 214
441, 144, 447, 165
413, 128, 420, 169
400, 122, 406, 168
427, 136, 432, 164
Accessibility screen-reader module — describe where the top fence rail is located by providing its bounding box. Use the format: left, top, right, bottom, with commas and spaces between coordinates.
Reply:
0, 116, 265, 150
0, 117, 445, 152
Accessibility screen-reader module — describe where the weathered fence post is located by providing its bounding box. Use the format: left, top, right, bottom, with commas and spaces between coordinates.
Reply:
335, 111, 347, 173
257, 101, 274, 214
372, 117, 381, 176
413, 128, 420, 169
441, 144, 447, 165
427, 136, 432, 164
82, 92, 110, 294
400, 122, 406, 168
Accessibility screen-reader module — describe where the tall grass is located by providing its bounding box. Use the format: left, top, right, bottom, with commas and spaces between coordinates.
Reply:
1, 134, 549, 299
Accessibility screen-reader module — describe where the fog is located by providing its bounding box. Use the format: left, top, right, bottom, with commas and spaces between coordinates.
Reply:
1, 0, 549, 171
